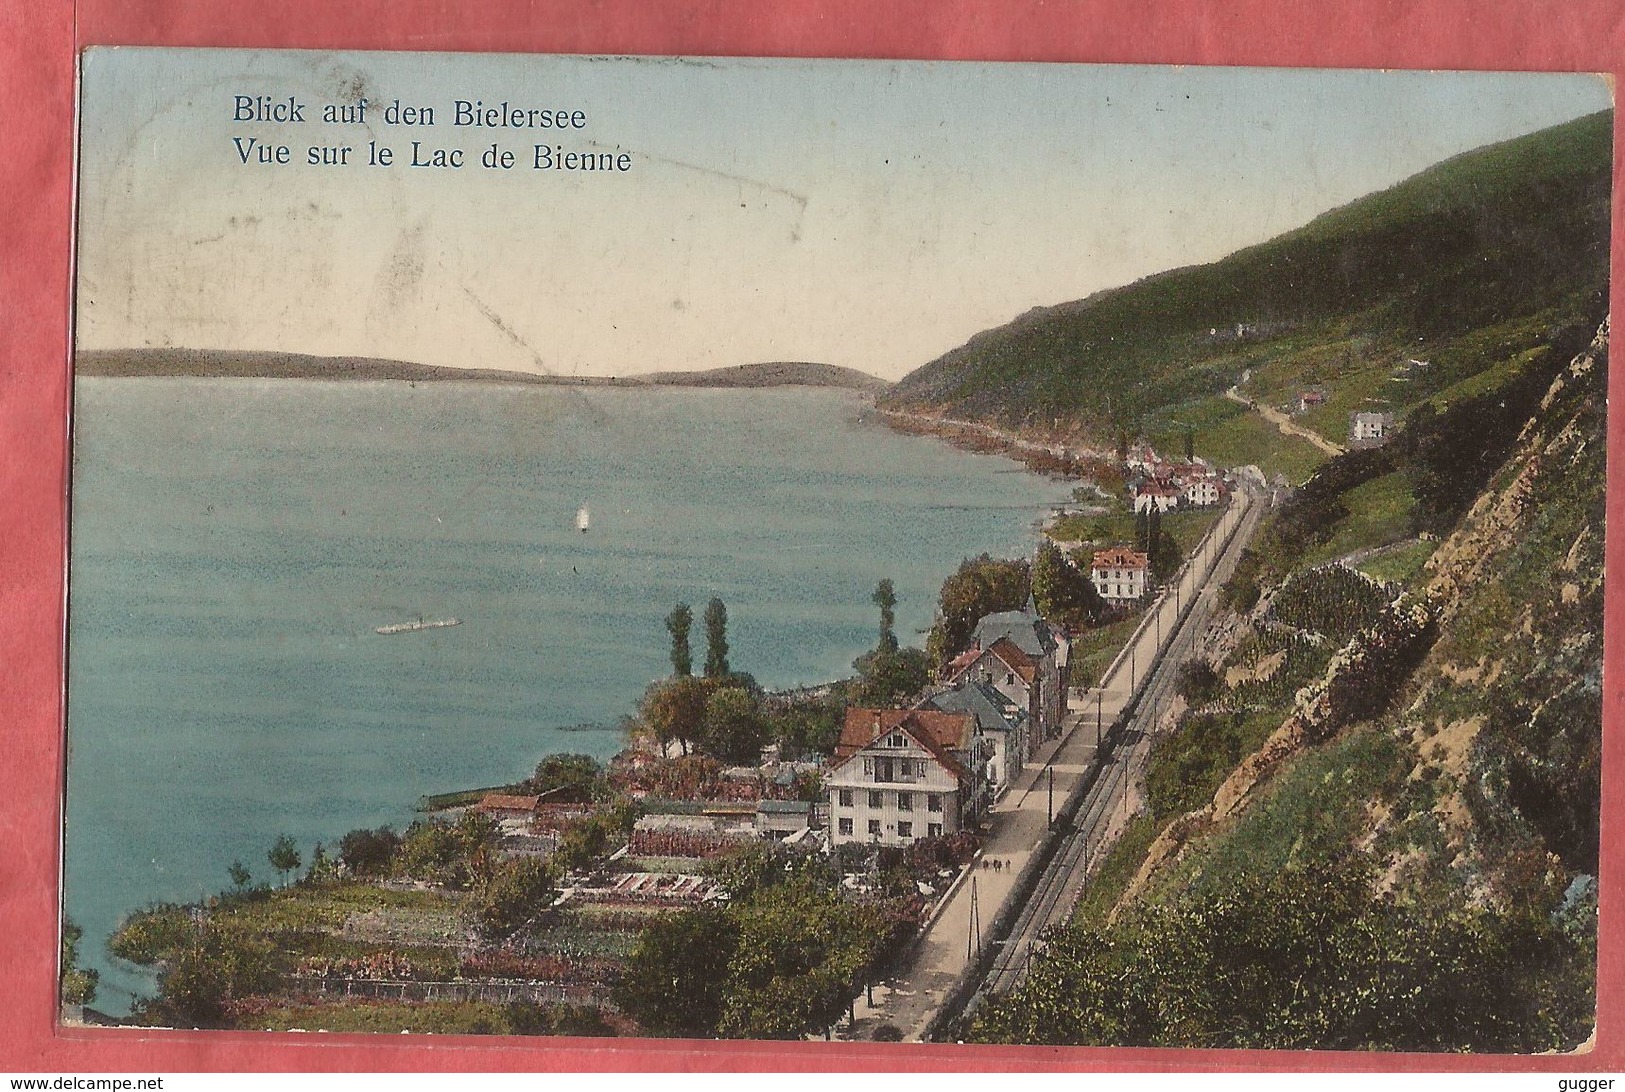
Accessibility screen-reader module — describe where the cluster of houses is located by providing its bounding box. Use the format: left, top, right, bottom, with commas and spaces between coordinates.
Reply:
825, 595, 1068, 848
1123, 445, 1229, 514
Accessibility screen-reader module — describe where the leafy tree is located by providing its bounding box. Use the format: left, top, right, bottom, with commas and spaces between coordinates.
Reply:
704, 841, 779, 902
702, 685, 767, 764
704, 597, 730, 677
143, 928, 279, 1030
337, 826, 400, 877
639, 675, 715, 756
525, 753, 604, 803
873, 579, 899, 653
60, 917, 98, 1008
1031, 538, 1104, 625
717, 878, 883, 1039
267, 834, 301, 887
971, 854, 1596, 1052
305, 841, 338, 883
1174, 658, 1221, 707
763, 697, 846, 759
478, 857, 558, 937
614, 907, 740, 1037
395, 813, 498, 889
927, 555, 1031, 668
665, 602, 694, 677
226, 860, 252, 890
849, 646, 931, 707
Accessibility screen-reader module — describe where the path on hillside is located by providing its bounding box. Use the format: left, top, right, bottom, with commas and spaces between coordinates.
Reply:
840, 487, 1262, 1042
1225, 386, 1346, 457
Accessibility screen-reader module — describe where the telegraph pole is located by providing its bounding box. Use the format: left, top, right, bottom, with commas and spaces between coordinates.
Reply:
1047, 766, 1055, 828
1095, 689, 1103, 747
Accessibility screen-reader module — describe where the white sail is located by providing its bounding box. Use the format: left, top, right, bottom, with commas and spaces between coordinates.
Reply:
577, 505, 591, 532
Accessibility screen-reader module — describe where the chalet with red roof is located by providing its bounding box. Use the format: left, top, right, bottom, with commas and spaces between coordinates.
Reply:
825, 708, 986, 846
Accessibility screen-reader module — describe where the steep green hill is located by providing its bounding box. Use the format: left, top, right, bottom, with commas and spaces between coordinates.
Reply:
883, 112, 1612, 448
970, 323, 1608, 1052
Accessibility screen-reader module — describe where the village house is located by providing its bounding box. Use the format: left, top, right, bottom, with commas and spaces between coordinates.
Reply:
1351, 410, 1396, 446
918, 677, 1029, 800
825, 708, 985, 847
1183, 475, 1224, 507
943, 596, 1065, 751
1091, 546, 1149, 604
473, 793, 542, 823
1132, 480, 1182, 514
1295, 389, 1327, 414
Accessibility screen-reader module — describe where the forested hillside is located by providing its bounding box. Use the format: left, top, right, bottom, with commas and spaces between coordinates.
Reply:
883, 112, 1612, 470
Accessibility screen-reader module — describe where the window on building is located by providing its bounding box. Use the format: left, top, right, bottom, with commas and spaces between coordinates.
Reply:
896, 791, 912, 812
928, 823, 943, 838
838, 817, 852, 836
927, 793, 943, 812
897, 821, 913, 838
838, 789, 852, 808
867, 819, 881, 837
862, 757, 873, 777
868, 790, 883, 809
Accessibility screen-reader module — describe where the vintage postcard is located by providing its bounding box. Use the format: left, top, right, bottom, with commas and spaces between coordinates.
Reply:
64, 48, 1611, 1051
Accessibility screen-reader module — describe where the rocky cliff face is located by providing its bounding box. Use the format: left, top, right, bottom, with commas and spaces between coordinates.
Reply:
1120, 321, 1608, 916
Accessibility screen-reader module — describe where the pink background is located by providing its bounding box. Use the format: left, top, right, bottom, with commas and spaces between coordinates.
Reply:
3, 0, 1621, 1073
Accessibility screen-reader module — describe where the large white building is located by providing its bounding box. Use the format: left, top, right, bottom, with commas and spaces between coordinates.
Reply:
825, 708, 984, 846
1091, 546, 1149, 603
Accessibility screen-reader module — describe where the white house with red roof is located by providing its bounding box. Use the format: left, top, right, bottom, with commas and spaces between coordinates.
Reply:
1091, 546, 1149, 603
825, 708, 985, 846
1132, 480, 1182, 514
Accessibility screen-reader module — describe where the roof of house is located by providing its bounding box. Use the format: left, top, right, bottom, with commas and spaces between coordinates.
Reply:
831, 708, 975, 779
947, 637, 1037, 687
475, 793, 541, 813
757, 799, 811, 814
1092, 547, 1149, 572
921, 678, 1025, 735
972, 598, 1057, 659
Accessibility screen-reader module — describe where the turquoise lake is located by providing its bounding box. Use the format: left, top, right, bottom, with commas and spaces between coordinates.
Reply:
64, 377, 1074, 1013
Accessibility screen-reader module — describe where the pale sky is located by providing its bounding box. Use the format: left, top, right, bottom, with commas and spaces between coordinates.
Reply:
76, 50, 1612, 381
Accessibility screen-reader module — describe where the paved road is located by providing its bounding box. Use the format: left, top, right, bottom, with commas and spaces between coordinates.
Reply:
842, 489, 1261, 1041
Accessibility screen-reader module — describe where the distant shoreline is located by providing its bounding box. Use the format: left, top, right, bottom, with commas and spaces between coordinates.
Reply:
75, 348, 889, 393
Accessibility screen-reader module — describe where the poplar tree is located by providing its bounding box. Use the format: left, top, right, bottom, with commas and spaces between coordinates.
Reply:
666, 602, 694, 677
704, 597, 730, 677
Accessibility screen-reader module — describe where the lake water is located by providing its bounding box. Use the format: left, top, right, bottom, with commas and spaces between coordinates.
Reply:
64, 377, 1073, 1013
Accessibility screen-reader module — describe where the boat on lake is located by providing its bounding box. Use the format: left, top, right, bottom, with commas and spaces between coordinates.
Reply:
577, 505, 591, 532
375, 617, 462, 635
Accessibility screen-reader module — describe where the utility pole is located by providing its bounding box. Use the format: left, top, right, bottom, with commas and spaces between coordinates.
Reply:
1048, 766, 1055, 828
968, 876, 982, 961
1095, 689, 1103, 747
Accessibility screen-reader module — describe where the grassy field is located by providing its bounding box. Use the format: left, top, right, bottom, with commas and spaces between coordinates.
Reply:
1147, 394, 1327, 484
1067, 615, 1143, 690
1050, 505, 1219, 556
1299, 469, 1417, 566
1354, 538, 1438, 587
1072, 813, 1161, 924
